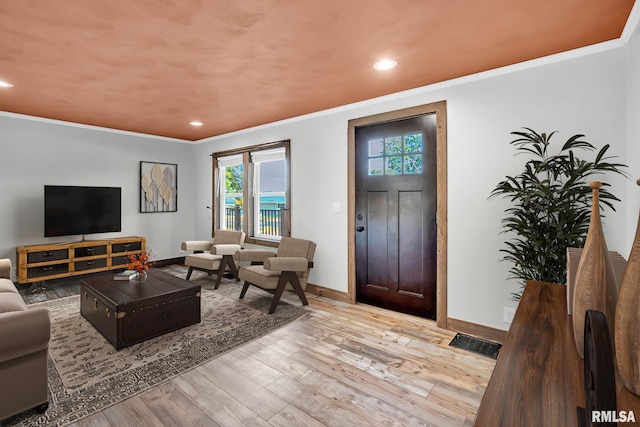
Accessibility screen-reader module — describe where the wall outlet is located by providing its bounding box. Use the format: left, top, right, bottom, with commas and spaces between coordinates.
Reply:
503, 307, 516, 324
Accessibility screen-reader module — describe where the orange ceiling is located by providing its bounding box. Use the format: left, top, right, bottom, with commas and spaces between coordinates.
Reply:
0, 1, 635, 141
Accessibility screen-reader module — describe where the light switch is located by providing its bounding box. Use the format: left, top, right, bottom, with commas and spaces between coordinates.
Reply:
331, 202, 341, 213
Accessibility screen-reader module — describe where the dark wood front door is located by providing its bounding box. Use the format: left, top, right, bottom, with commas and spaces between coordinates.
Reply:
355, 114, 437, 319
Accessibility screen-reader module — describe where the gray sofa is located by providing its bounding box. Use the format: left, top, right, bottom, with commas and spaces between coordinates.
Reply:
0, 259, 50, 421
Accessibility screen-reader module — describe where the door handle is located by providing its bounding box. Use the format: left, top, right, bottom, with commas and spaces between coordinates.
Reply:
356, 226, 365, 232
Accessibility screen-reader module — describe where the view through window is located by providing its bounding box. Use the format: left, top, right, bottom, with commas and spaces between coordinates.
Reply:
213, 140, 290, 244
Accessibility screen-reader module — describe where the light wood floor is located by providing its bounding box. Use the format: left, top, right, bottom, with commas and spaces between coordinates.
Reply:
68, 289, 495, 427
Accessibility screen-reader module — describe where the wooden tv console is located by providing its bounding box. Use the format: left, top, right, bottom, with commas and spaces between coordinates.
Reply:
16, 236, 146, 284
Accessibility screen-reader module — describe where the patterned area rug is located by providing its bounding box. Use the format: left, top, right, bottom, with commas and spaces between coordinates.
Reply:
2, 271, 308, 427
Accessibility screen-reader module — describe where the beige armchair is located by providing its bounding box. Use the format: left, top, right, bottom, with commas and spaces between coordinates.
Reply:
0, 259, 51, 421
181, 230, 245, 289
235, 237, 316, 314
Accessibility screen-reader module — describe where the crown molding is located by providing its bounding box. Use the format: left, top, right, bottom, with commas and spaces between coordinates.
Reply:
0, 111, 193, 144
621, 0, 640, 43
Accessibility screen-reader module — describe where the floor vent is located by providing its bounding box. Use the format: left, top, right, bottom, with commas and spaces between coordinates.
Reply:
449, 333, 502, 359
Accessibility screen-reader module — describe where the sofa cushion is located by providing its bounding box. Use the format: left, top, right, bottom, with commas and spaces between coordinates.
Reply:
239, 265, 280, 288
210, 244, 242, 256
264, 257, 309, 273
234, 250, 276, 263
239, 264, 310, 291
277, 237, 316, 260
213, 230, 245, 246
185, 253, 223, 270
0, 258, 11, 280
0, 292, 27, 313
0, 308, 51, 362
0, 278, 19, 294
181, 240, 213, 252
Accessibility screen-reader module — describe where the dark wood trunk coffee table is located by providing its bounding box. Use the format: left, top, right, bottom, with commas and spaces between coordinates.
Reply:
80, 268, 201, 350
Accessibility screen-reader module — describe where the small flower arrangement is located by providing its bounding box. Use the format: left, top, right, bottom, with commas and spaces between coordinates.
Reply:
128, 250, 153, 273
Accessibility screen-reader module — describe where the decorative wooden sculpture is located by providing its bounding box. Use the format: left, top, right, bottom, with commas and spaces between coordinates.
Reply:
615, 178, 640, 396
572, 181, 618, 358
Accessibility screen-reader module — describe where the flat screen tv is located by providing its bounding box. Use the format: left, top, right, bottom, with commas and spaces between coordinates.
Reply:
44, 185, 122, 237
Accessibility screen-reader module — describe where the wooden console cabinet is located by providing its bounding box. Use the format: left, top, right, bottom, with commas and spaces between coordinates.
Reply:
16, 236, 146, 284
475, 280, 640, 426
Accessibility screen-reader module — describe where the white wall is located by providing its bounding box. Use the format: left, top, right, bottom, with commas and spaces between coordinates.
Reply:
194, 45, 630, 331
626, 26, 640, 249
0, 36, 635, 333
0, 116, 197, 266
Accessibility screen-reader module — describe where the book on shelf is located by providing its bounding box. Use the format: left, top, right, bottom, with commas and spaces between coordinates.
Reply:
114, 270, 137, 281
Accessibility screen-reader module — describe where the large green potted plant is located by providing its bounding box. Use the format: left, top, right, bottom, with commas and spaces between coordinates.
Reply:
489, 128, 627, 299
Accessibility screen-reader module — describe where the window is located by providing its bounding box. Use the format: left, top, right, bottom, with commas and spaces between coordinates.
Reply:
252, 149, 286, 239
212, 140, 290, 246
368, 132, 423, 175
218, 155, 244, 232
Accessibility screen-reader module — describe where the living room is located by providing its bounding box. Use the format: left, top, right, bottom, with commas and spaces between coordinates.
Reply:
3, 17, 640, 333
2, 1, 640, 425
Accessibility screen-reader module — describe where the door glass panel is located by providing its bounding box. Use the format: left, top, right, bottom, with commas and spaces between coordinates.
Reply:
369, 158, 383, 175
404, 133, 423, 153
404, 155, 423, 174
385, 136, 402, 155
368, 138, 384, 156
385, 156, 402, 174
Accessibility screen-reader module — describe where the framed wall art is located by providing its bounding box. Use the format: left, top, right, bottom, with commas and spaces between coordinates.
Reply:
140, 161, 177, 213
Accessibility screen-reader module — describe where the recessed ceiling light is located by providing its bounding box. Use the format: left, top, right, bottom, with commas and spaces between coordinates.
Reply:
189, 121, 203, 127
373, 59, 397, 71
0, 80, 14, 88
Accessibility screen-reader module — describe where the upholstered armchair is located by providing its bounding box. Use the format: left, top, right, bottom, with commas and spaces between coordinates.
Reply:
181, 230, 245, 289
234, 237, 316, 314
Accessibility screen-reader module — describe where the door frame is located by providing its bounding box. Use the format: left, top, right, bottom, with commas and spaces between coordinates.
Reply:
347, 100, 448, 329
